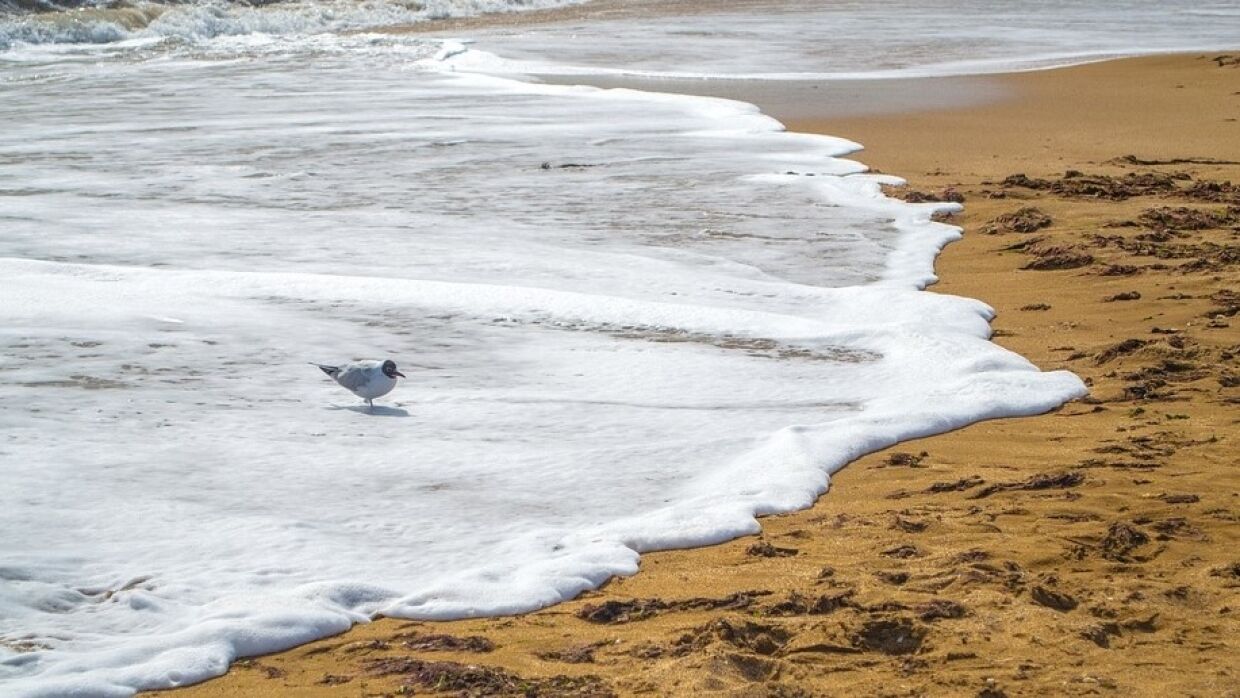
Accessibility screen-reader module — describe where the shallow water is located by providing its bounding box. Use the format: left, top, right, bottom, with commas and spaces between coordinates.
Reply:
5, 1, 1228, 695
439, 0, 1240, 79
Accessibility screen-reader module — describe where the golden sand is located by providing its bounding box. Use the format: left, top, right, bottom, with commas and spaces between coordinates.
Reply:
158, 53, 1240, 697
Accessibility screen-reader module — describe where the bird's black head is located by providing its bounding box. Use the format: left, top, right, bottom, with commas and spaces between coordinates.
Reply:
382, 359, 405, 379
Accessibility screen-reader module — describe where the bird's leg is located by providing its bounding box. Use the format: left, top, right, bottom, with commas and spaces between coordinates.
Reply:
367, 398, 374, 412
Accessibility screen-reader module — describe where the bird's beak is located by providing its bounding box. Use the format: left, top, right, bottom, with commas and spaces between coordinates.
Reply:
394, 371, 406, 378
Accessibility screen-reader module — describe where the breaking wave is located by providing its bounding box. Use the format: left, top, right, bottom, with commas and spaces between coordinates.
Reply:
0, 0, 583, 49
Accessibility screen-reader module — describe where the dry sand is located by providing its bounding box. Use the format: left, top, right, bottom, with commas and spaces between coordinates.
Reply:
158, 53, 1240, 697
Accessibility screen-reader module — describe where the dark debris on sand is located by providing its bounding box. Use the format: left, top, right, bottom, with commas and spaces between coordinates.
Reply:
364, 656, 615, 697
576, 591, 767, 624
849, 618, 926, 655
1099, 522, 1151, 562
1002, 170, 1186, 200
536, 641, 609, 664
1021, 245, 1095, 271
884, 185, 965, 204
397, 632, 496, 653
1030, 585, 1079, 612
746, 540, 799, 558
881, 451, 929, 468
982, 206, 1052, 234
969, 471, 1085, 499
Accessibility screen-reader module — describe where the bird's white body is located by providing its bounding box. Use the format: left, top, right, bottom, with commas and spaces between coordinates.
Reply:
334, 360, 398, 400
314, 360, 404, 409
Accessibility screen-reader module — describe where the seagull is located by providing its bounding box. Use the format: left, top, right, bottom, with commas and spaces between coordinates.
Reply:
313, 359, 405, 411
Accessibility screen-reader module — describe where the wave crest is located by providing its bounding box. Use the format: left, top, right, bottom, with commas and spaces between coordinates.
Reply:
0, 0, 582, 49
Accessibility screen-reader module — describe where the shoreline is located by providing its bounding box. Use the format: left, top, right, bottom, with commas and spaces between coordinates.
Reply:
159, 53, 1239, 697
531, 72, 1013, 121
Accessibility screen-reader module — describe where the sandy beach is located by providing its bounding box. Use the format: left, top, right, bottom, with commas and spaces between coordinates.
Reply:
156, 53, 1239, 697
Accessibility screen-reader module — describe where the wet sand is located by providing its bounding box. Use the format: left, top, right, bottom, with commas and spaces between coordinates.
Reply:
158, 53, 1240, 697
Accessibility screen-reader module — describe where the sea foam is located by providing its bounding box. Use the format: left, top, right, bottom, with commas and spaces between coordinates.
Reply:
0, 0, 588, 50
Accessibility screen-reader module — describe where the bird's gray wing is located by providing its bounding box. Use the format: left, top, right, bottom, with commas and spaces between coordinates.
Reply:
312, 363, 340, 378
334, 365, 373, 391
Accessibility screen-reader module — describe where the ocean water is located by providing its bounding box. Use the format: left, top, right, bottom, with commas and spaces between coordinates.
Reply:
2, 1, 1229, 695
446, 0, 1240, 79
